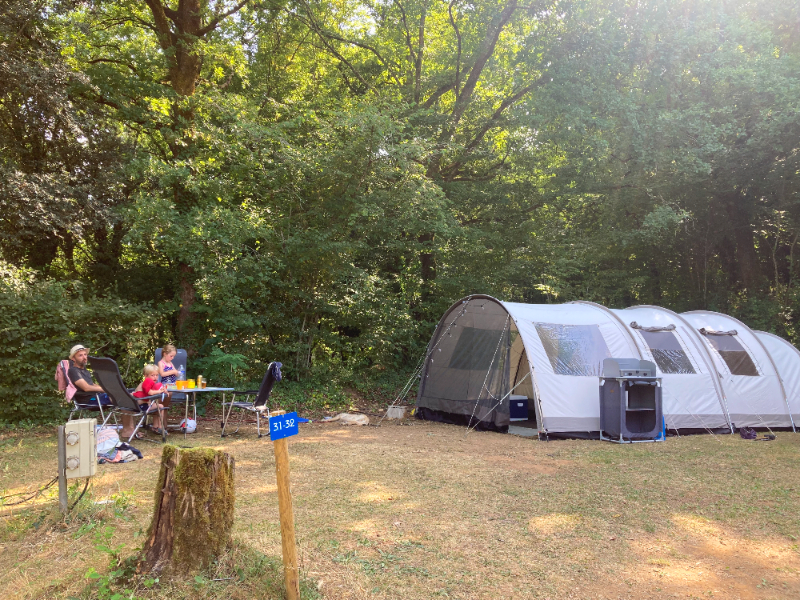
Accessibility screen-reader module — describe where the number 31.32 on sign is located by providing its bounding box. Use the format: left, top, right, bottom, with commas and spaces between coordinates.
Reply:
269, 412, 299, 441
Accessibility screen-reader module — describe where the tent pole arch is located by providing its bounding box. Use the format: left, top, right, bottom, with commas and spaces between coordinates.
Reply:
684, 309, 793, 430
629, 305, 733, 432
754, 331, 798, 432
570, 301, 645, 360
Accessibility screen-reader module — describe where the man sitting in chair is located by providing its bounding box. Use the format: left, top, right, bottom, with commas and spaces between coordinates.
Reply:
68, 345, 107, 405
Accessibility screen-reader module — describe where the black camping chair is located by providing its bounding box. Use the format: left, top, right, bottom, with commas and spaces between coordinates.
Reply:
220, 362, 282, 438
89, 356, 170, 443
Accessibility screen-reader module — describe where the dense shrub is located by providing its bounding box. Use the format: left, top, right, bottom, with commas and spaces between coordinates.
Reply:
0, 264, 165, 423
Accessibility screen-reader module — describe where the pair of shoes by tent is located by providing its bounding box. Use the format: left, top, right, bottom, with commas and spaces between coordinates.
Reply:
739, 427, 775, 441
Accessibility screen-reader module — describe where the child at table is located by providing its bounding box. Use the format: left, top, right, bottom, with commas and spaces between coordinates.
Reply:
158, 343, 179, 385
133, 364, 171, 434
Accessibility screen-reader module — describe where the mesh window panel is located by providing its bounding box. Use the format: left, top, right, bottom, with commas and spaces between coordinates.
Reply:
702, 333, 759, 376
449, 327, 506, 371
638, 330, 696, 374
534, 323, 611, 376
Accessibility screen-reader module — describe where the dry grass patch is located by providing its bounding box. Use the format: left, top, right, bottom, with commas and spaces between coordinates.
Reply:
1, 419, 799, 599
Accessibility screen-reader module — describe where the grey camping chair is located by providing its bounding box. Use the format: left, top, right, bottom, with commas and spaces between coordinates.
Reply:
220, 362, 282, 438
63, 360, 114, 426
89, 356, 170, 443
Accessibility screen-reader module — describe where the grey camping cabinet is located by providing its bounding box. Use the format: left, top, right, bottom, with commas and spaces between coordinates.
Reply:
599, 358, 663, 442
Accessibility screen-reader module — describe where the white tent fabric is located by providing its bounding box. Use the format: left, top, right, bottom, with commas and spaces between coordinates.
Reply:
679, 311, 793, 428
612, 306, 730, 431
415, 296, 800, 435
502, 301, 640, 432
753, 331, 799, 429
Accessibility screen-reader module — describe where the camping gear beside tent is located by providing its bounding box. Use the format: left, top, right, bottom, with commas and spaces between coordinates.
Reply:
414, 295, 799, 438
599, 358, 663, 443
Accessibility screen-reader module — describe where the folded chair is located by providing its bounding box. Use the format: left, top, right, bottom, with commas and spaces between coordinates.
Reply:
61, 360, 113, 425
89, 356, 170, 443
221, 362, 282, 438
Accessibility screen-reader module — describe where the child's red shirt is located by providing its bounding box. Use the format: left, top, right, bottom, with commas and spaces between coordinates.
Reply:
133, 377, 163, 398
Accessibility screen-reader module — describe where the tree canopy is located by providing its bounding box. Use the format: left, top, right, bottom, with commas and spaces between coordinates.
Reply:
3, 0, 800, 420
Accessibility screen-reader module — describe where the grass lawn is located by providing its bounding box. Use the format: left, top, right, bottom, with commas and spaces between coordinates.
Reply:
1, 416, 799, 599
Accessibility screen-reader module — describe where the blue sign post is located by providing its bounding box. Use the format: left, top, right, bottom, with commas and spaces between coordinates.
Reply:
269, 411, 299, 441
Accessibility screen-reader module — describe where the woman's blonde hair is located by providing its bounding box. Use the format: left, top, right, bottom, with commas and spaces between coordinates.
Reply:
143, 363, 159, 376
162, 343, 177, 355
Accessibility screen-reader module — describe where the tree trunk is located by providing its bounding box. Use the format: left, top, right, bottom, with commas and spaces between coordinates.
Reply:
733, 220, 763, 292
723, 192, 764, 292
177, 263, 196, 346
418, 232, 437, 305
140, 446, 235, 575
142, 0, 252, 351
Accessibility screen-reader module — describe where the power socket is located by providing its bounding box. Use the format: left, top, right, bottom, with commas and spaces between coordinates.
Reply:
64, 418, 97, 479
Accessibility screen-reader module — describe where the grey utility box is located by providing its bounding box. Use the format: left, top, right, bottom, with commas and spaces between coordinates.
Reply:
599, 358, 662, 443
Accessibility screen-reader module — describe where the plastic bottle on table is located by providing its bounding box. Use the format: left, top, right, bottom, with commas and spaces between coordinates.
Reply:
179, 365, 186, 381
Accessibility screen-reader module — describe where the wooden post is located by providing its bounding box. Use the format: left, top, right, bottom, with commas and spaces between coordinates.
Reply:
271, 410, 300, 600
57, 426, 68, 514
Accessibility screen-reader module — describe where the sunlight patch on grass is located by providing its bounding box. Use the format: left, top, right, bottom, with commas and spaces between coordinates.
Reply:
355, 481, 403, 504
671, 513, 726, 537
527, 513, 582, 536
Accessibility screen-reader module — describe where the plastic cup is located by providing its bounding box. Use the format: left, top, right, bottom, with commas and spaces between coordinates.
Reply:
176, 380, 185, 390
201, 382, 207, 389
187, 379, 196, 389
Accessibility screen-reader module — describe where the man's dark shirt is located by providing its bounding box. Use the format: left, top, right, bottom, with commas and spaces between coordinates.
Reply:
68, 361, 96, 402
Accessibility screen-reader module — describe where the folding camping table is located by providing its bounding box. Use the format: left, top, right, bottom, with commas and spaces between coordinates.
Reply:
168, 386, 234, 438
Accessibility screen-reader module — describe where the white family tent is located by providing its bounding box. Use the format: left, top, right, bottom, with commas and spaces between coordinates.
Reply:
414, 295, 799, 437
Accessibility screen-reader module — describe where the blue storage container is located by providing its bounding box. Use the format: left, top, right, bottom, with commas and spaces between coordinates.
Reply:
509, 396, 529, 421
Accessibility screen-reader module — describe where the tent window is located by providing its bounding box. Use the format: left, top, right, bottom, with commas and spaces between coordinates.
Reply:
638, 330, 696, 374
702, 333, 759, 376
448, 326, 507, 371
535, 323, 611, 376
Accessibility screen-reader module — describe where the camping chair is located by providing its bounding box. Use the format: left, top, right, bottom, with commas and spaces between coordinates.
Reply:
221, 362, 282, 438
61, 360, 114, 425
154, 347, 188, 421
89, 356, 170, 443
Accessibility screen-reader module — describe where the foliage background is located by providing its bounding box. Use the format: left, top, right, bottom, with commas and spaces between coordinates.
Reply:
2, 0, 799, 422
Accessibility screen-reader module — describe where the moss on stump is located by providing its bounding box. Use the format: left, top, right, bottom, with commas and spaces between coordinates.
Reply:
140, 445, 235, 574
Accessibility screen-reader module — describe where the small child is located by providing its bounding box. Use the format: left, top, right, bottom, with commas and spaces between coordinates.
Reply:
133, 364, 171, 434
158, 344, 179, 385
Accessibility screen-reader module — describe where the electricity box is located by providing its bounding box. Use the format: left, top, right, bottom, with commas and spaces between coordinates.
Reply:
64, 418, 97, 479
599, 359, 662, 443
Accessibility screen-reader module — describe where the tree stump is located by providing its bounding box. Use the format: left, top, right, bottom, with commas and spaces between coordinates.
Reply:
140, 445, 235, 574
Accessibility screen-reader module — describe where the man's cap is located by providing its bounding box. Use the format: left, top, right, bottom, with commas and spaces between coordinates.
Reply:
69, 344, 88, 359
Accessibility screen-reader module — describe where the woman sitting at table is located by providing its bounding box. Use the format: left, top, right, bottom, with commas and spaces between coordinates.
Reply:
133, 364, 171, 435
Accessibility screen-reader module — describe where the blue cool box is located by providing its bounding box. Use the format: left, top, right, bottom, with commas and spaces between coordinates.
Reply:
509, 398, 528, 421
